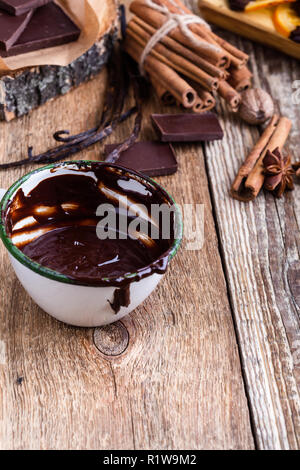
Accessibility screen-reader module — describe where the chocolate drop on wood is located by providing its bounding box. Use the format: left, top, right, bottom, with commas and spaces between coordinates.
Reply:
151, 113, 224, 143
0, 0, 52, 16
104, 142, 178, 177
0, 3, 80, 57
0, 8, 33, 50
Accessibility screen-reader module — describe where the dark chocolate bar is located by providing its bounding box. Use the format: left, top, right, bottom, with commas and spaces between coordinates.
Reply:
0, 3, 80, 57
151, 113, 224, 142
104, 142, 178, 177
0, 8, 33, 50
0, 0, 52, 16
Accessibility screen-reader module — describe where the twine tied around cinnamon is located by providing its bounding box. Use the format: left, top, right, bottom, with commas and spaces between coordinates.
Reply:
139, 0, 222, 75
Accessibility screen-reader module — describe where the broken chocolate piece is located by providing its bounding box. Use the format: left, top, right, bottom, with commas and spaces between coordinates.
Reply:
290, 26, 300, 43
151, 113, 224, 142
0, 0, 51, 16
0, 3, 80, 57
104, 141, 178, 176
228, 0, 250, 11
0, 8, 33, 50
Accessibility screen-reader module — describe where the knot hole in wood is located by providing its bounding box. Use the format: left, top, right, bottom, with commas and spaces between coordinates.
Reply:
93, 321, 129, 357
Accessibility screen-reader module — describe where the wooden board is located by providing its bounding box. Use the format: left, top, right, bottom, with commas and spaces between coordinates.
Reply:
199, 0, 300, 60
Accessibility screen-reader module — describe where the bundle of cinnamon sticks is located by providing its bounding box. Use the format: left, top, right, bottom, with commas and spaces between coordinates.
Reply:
124, 0, 252, 113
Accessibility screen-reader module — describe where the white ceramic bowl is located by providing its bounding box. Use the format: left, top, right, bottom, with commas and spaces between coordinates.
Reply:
0, 161, 182, 327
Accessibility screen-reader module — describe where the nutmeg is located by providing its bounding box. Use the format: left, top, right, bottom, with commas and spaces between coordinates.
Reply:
238, 88, 274, 125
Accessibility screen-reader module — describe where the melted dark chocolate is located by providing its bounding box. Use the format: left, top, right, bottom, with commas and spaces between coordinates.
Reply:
22, 226, 161, 283
5, 163, 176, 289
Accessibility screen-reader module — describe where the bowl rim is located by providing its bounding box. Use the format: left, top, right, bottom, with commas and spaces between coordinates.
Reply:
0, 160, 183, 287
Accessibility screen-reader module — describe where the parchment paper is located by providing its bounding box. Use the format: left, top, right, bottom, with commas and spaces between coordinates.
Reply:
0, 0, 117, 72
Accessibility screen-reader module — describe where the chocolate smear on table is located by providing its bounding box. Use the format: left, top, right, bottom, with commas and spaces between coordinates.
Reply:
0, 3, 80, 57
5, 162, 176, 288
0, 0, 52, 16
228, 0, 250, 11
151, 113, 223, 142
104, 142, 177, 177
0, 8, 33, 51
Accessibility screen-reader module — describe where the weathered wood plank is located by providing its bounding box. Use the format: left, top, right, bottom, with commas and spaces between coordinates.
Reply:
0, 67, 254, 448
203, 28, 300, 449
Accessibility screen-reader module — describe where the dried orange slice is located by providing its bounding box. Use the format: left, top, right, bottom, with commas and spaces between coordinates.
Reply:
273, 3, 300, 36
245, 0, 296, 12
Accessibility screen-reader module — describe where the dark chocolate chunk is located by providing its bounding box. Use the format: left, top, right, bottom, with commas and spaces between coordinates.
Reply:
151, 113, 224, 142
0, 0, 52, 16
290, 26, 300, 43
0, 3, 80, 57
104, 141, 178, 176
0, 9, 33, 51
228, 0, 250, 11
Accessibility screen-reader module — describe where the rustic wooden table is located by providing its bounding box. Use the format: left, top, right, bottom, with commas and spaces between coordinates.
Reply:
0, 0, 299, 451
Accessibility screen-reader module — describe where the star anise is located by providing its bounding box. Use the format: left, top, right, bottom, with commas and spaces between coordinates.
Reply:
263, 147, 295, 198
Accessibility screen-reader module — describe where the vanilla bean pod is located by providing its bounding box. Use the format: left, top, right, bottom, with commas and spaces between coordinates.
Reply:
0, 106, 137, 170
105, 60, 143, 164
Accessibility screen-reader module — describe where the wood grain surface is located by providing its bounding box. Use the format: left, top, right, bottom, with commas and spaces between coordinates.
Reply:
0, 68, 254, 449
0, 0, 299, 450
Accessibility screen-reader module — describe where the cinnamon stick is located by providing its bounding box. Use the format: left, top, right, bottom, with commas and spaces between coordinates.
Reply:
245, 116, 292, 199
155, 0, 247, 68
218, 80, 241, 110
192, 95, 204, 113
231, 115, 292, 201
160, 0, 249, 64
125, 38, 197, 108
227, 65, 252, 92
132, 16, 226, 79
126, 24, 219, 91
151, 76, 176, 105
130, 1, 229, 67
186, 78, 216, 109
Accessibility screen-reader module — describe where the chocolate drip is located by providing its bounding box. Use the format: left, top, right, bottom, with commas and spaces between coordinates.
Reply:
109, 285, 131, 314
